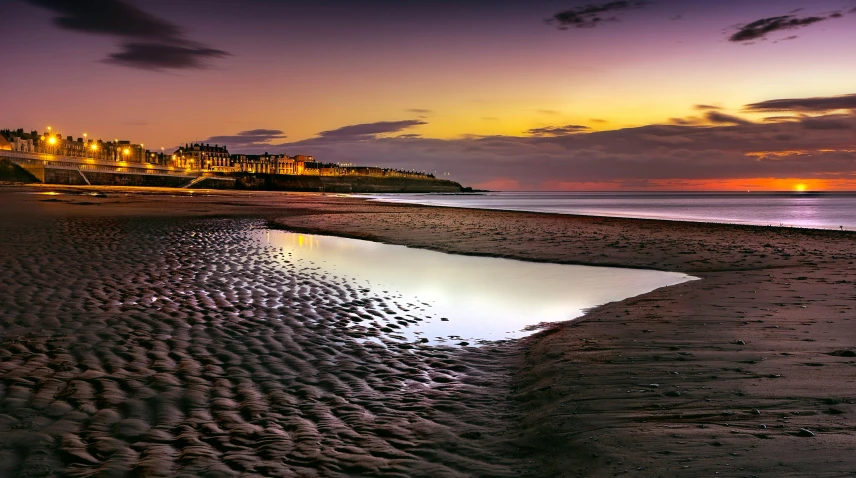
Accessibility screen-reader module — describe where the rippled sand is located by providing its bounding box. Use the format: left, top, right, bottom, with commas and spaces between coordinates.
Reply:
7, 186, 856, 476
0, 214, 519, 477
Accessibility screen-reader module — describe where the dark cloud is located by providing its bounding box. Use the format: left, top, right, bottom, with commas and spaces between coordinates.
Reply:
762, 116, 800, 123
800, 116, 852, 130
317, 120, 427, 140
26, 0, 181, 40
729, 14, 828, 43
745, 93, 856, 113
407, 108, 433, 114
26, 0, 229, 70
106, 43, 229, 70
705, 111, 752, 125
195, 129, 288, 151
549, 1, 649, 30
773, 35, 800, 43
669, 117, 703, 125
527, 125, 590, 136
694, 104, 721, 111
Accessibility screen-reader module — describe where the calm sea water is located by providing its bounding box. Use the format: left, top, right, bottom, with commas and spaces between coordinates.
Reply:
366, 192, 856, 230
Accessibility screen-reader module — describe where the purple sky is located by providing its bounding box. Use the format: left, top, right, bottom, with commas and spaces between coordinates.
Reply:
3, 0, 856, 189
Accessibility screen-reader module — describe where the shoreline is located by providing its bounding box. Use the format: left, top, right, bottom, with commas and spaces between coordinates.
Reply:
270, 190, 856, 476
2, 184, 856, 476
359, 193, 856, 232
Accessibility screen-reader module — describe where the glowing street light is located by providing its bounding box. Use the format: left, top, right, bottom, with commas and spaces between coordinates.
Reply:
48, 137, 57, 145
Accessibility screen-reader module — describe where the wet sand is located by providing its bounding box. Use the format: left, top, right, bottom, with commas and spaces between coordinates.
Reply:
2, 185, 856, 476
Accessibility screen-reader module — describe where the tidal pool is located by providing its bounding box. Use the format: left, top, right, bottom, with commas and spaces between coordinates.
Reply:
260, 229, 696, 345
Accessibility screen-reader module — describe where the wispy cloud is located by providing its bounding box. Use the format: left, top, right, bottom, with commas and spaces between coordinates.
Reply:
196, 129, 288, 150
105, 43, 228, 70
549, 1, 649, 30
745, 93, 856, 113
316, 120, 427, 140
527, 125, 590, 136
26, 0, 229, 70
704, 111, 752, 125
729, 13, 832, 43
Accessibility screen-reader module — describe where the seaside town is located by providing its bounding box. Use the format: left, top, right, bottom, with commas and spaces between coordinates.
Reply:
0, 127, 437, 180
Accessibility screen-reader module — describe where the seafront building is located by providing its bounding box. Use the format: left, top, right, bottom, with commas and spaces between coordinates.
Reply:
1, 129, 147, 163
0, 128, 437, 181
232, 153, 314, 175
172, 143, 232, 171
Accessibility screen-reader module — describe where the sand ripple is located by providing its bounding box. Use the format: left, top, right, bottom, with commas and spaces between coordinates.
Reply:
0, 216, 518, 477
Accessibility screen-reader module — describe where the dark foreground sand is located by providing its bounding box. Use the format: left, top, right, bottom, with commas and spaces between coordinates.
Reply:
1, 185, 855, 477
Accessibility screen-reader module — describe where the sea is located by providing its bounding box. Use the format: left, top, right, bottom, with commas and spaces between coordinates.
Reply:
365, 191, 856, 230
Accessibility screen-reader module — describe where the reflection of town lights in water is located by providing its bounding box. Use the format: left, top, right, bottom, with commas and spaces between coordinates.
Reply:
261, 230, 695, 345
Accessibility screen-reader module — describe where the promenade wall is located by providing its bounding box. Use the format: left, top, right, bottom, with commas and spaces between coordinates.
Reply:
232, 173, 464, 193
41, 169, 235, 188
1, 151, 462, 192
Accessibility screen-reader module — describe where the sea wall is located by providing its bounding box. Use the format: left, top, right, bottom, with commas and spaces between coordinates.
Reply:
43, 169, 236, 189
233, 173, 463, 193
0, 158, 39, 183
2, 154, 459, 192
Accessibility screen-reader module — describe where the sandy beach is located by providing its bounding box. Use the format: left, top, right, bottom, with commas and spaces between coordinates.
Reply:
1, 185, 855, 477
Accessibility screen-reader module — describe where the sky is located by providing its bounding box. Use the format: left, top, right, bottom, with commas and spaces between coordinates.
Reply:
2, 0, 856, 190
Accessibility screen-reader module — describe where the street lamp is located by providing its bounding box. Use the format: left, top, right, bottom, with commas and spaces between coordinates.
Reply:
48, 137, 57, 156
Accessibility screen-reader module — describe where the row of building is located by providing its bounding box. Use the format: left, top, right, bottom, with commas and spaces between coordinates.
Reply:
0, 128, 436, 179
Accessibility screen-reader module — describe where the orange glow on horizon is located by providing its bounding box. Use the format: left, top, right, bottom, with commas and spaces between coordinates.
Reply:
516, 177, 856, 192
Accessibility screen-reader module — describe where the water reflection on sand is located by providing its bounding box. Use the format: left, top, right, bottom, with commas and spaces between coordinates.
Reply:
261, 230, 695, 345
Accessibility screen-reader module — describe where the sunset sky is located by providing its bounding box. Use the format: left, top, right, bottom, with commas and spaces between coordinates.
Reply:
3, 0, 856, 190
